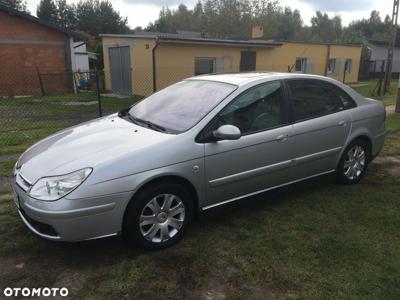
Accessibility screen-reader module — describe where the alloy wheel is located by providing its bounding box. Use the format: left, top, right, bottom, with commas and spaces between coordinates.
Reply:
139, 194, 185, 243
343, 145, 366, 180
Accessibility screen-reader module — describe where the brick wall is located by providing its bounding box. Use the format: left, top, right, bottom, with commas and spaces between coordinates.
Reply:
0, 10, 66, 41
0, 10, 71, 96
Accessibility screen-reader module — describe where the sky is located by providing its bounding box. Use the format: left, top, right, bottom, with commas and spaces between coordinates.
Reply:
26, 0, 396, 29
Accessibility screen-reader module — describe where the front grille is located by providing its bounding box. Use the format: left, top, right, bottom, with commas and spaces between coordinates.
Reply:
20, 208, 58, 237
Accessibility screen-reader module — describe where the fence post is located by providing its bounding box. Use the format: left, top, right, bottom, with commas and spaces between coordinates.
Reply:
95, 70, 102, 117
36, 67, 45, 96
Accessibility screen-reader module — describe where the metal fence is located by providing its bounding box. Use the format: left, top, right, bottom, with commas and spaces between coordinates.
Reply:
0, 64, 384, 152
0, 70, 142, 149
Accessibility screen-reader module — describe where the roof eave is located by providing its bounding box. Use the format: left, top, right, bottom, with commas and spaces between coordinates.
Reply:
157, 38, 282, 48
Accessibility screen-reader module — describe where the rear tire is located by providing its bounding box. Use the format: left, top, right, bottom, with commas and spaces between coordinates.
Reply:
123, 182, 193, 250
336, 139, 370, 185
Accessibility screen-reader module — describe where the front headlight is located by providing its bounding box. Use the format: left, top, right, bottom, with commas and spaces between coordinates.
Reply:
29, 168, 92, 201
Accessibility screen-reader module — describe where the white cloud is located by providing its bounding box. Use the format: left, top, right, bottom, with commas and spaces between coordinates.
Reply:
122, 0, 194, 5
298, 0, 374, 12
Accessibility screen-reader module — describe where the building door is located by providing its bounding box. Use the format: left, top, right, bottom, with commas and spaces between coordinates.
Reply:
240, 51, 256, 71
109, 46, 132, 95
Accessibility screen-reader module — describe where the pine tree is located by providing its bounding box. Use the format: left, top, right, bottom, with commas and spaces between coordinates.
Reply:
0, 0, 29, 12
36, 0, 58, 24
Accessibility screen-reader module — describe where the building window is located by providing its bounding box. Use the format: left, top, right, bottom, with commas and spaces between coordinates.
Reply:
327, 59, 336, 74
195, 58, 216, 76
295, 58, 307, 73
345, 59, 352, 73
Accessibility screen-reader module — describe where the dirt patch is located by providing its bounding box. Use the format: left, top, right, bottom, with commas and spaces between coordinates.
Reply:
0, 176, 12, 195
370, 155, 400, 176
52, 269, 87, 298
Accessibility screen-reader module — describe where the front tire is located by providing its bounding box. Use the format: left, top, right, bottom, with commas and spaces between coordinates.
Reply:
336, 139, 370, 184
123, 182, 193, 250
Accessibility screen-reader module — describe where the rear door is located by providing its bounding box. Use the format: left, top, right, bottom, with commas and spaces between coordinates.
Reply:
284, 79, 355, 180
202, 81, 293, 208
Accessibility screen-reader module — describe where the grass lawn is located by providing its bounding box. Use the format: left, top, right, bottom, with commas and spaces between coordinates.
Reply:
0, 115, 399, 299
0, 92, 142, 156
350, 80, 398, 106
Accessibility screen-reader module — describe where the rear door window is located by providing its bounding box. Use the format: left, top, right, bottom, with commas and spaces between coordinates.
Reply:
286, 79, 353, 121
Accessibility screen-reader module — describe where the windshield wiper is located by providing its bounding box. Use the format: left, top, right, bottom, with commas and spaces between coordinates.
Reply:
128, 115, 167, 132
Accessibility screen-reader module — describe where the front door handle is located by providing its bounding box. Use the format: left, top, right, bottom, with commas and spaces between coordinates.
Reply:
338, 120, 347, 127
276, 134, 288, 142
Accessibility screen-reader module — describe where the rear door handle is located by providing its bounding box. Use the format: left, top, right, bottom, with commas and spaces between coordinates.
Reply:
276, 134, 288, 142
338, 121, 347, 127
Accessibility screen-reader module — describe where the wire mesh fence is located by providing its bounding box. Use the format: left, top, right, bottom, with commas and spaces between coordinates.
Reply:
0, 70, 142, 152
1, 63, 395, 155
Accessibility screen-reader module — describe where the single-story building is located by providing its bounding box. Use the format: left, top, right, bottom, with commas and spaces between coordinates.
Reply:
369, 32, 400, 77
0, 3, 83, 96
100, 29, 362, 97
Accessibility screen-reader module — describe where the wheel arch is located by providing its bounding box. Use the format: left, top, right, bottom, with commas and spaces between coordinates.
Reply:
351, 135, 372, 155
123, 174, 200, 224
338, 134, 373, 166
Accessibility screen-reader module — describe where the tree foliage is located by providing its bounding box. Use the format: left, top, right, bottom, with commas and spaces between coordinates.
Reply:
36, 0, 130, 35
0, 0, 28, 12
32, 0, 396, 62
146, 0, 393, 47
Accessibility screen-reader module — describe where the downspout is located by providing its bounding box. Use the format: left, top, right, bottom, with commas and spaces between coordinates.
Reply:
152, 38, 160, 93
324, 44, 331, 77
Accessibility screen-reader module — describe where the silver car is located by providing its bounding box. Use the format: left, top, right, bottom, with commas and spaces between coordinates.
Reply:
12, 73, 385, 249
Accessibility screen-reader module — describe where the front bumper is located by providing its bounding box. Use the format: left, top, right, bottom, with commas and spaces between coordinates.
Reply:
11, 179, 134, 242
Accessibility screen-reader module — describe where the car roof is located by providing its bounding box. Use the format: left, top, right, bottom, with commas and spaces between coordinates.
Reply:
188, 72, 332, 86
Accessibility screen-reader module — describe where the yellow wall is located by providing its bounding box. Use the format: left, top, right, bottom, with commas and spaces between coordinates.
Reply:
102, 36, 362, 97
257, 42, 329, 75
155, 43, 254, 90
102, 36, 155, 96
257, 42, 361, 83
328, 45, 362, 83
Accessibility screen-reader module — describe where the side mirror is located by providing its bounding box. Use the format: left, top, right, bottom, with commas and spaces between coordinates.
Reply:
213, 125, 241, 141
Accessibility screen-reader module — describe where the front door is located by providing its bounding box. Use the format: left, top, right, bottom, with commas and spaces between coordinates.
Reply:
109, 46, 132, 95
203, 81, 292, 208
240, 51, 256, 71
284, 79, 353, 180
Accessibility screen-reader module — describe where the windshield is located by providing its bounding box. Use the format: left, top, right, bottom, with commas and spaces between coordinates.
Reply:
129, 80, 237, 133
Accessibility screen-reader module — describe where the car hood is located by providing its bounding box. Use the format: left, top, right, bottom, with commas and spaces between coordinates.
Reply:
18, 114, 174, 183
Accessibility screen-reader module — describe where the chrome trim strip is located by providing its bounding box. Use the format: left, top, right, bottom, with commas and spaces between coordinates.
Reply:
209, 160, 292, 187
202, 170, 336, 211
292, 147, 342, 165
16, 172, 32, 192
18, 210, 61, 240
209, 147, 341, 188
19, 173, 32, 185
84, 233, 119, 241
